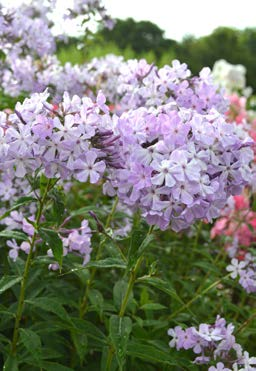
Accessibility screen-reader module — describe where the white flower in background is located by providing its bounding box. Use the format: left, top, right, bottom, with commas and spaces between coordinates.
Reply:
212, 59, 249, 94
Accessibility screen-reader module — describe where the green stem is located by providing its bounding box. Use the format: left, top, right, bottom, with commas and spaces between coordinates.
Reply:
11, 179, 53, 355
168, 273, 231, 321
79, 197, 119, 318
106, 346, 115, 371
119, 256, 142, 317
194, 248, 225, 296
105, 196, 119, 230
193, 220, 202, 250
106, 225, 154, 370
119, 225, 154, 318
236, 311, 256, 335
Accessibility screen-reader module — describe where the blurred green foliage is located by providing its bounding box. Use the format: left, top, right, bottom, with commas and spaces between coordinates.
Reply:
57, 18, 256, 91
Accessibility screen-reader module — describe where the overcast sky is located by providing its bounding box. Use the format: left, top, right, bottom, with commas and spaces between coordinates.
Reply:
103, 0, 256, 41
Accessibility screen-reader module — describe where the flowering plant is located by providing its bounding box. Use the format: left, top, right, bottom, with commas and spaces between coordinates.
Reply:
0, 4, 255, 371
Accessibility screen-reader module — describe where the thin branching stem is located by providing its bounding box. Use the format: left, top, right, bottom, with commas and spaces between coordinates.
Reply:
11, 178, 54, 355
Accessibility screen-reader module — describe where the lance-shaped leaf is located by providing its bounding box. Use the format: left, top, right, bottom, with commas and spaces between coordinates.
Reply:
109, 315, 132, 369
39, 228, 63, 268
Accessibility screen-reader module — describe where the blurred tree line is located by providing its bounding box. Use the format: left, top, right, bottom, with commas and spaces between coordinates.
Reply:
57, 18, 256, 91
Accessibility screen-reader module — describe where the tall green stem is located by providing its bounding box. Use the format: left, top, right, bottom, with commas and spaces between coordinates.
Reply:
106, 225, 154, 370
79, 197, 119, 318
236, 310, 256, 335
11, 179, 53, 355
119, 225, 154, 317
119, 255, 143, 317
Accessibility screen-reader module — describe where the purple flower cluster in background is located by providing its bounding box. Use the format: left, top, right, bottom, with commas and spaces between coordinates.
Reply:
0, 0, 113, 98
3, 210, 93, 267
168, 316, 256, 370
48, 219, 92, 270
83, 56, 229, 115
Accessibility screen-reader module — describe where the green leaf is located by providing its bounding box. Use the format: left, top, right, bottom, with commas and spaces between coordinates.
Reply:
3, 355, 18, 371
0, 275, 22, 295
0, 230, 28, 241
0, 196, 37, 221
20, 328, 42, 361
38, 362, 73, 371
38, 228, 63, 268
113, 280, 133, 311
137, 276, 183, 304
70, 206, 105, 217
25, 297, 72, 324
137, 234, 154, 257
109, 315, 132, 369
88, 289, 104, 317
72, 318, 107, 346
142, 319, 169, 328
193, 261, 220, 274
140, 303, 167, 311
39, 174, 57, 197
127, 340, 180, 366
71, 332, 88, 365
86, 258, 127, 269
127, 229, 154, 269
47, 188, 65, 224
251, 194, 256, 212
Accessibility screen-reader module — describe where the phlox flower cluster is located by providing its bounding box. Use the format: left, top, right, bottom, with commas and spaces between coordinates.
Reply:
3, 209, 34, 262
105, 103, 253, 231
70, 0, 114, 29
211, 195, 256, 293
211, 195, 256, 255
0, 89, 119, 182
0, 59, 254, 236
226, 256, 256, 294
168, 316, 256, 370
0, 0, 112, 58
84, 56, 229, 116
1, 53, 229, 117
48, 219, 92, 270
1, 55, 90, 99
225, 94, 248, 125
2, 209, 93, 267
0, 0, 113, 98
0, 89, 118, 265
225, 93, 256, 192
0, 1, 55, 58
